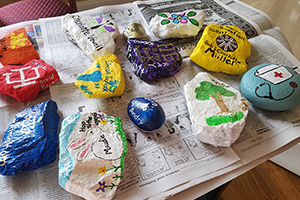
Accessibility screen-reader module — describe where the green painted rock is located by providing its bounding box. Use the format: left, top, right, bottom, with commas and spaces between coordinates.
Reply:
75, 54, 125, 98
184, 72, 249, 147
190, 24, 251, 75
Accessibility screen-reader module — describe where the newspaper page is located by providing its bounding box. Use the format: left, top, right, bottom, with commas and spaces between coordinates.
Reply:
38, 0, 265, 84
48, 33, 300, 200
0, 0, 299, 199
133, 0, 262, 57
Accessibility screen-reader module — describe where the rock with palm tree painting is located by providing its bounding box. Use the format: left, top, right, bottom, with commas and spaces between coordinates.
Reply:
59, 112, 127, 200
149, 10, 206, 39
184, 72, 249, 147
62, 14, 118, 61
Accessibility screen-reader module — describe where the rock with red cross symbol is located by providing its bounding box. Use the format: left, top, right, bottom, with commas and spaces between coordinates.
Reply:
0, 59, 60, 102
241, 63, 300, 111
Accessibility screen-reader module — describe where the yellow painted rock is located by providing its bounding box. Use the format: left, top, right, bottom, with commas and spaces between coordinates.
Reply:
190, 24, 251, 75
75, 54, 125, 98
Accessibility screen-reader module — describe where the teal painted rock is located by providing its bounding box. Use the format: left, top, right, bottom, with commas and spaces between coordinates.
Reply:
184, 72, 249, 147
241, 63, 300, 111
59, 112, 127, 200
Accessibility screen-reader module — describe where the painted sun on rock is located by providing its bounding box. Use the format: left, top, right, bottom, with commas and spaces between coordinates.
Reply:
184, 72, 249, 147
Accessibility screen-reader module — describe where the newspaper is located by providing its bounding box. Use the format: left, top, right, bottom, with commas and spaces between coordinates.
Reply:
0, 0, 299, 199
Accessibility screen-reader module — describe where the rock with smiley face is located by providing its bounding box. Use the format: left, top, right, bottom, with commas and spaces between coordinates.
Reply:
59, 112, 127, 200
241, 63, 300, 111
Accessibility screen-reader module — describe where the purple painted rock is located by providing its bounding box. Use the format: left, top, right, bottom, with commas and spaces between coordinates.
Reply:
0, 100, 60, 176
0, 59, 60, 102
124, 23, 182, 81
126, 38, 182, 81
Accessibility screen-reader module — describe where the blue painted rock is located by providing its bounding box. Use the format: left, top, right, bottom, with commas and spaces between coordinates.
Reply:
62, 14, 119, 61
241, 63, 300, 111
59, 112, 127, 200
149, 10, 206, 39
0, 59, 60, 102
0, 100, 60, 176
124, 23, 182, 81
75, 54, 125, 98
127, 97, 166, 131
184, 72, 249, 147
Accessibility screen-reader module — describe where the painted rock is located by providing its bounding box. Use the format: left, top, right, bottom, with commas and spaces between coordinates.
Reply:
59, 112, 127, 200
0, 59, 60, 102
124, 23, 182, 81
125, 38, 182, 81
0, 27, 39, 66
190, 24, 251, 75
184, 72, 249, 147
128, 97, 166, 131
75, 54, 125, 98
149, 10, 206, 39
241, 63, 300, 111
62, 14, 119, 61
0, 100, 60, 176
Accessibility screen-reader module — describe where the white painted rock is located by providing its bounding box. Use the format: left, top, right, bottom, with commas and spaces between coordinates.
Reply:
59, 112, 127, 200
62, 14, 119, 61
149, 10, 206, 39
184, 72, 249, 147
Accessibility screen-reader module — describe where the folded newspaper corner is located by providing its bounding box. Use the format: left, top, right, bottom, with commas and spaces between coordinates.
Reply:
0, 0, 300, 200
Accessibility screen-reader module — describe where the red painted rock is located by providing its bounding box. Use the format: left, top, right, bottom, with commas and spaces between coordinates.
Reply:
0, 27, 39, 66
0, 59, 60, 102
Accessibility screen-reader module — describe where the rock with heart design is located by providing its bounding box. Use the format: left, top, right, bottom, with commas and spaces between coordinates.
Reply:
0, 27, 39, 66
184, 72, 249, 147
59, 112, 127, 200
0, 59, 60, 102
75, 54, 125, 98
149, 10, 206, 39
124, 23, 182, 81
0, 100, 60, 176
190, 24, 251, 75
241, 63, 300, 111
62, 14, 119, 61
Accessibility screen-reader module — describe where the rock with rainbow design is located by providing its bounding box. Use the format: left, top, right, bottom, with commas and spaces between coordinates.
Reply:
59, 112, 127, 200
149, 10, 206, 39
184, 72, 249, 147
62, 14, 119, 61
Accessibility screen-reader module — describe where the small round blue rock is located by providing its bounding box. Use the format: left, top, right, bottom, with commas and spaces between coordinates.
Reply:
128, 97, 166, 131
240, 63, 300, 111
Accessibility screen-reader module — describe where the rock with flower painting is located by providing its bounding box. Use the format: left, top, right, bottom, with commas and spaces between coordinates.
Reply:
184, 72, 249, 147
149, 10, 206, 39
75, 54, 125, 98
59, 112, 127, 200
190, 24, 251, 75
0, 27, 39, 66
0, 59, 60, 102
62, 14, 119, 61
